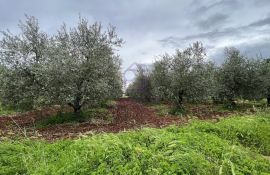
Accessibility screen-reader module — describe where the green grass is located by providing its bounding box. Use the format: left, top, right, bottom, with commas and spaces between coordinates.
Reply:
0, 112, 269, 174
149, 100, 269, 118
148, 103, 188, 117
36, 108, 113, 128
148, 104, 172, 116
100, 100, 117, 108
0, 104, 17, 116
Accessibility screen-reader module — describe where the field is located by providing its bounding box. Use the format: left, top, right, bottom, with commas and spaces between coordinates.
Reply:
1, 4, 270, 175
0, 99, 270, 174
0, 112, 269, 174
0, 98, 264, 140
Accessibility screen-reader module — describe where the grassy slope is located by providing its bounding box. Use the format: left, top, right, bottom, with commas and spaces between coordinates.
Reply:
0, 112, 269, 175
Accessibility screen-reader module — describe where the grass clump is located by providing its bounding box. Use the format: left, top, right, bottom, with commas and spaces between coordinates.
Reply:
0, 104, 17, 116
149, 104, 172, 116
36, 112, 82, 127
188, 112, 270, 155
36, 108, 113, 128
100, 100, 117, 108
149, 103, 187, 117
0, 113, 269, 174
169, 106, 188, 116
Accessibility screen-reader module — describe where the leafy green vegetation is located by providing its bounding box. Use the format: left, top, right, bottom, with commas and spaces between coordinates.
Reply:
100, 100, 118, 108
127, 45, 270, 109
36, 108, 113, 128
0, 16, 123, 113
0, 104, 17, 116
149, 100, 269, 117
148, 104, 172, 116
1, 112, 269, 175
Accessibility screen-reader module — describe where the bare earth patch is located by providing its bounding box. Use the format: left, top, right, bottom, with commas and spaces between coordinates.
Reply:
0, 98, 238, 141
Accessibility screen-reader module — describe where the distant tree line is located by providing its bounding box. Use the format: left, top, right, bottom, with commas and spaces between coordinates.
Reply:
0, 16, 123, 114
126, 42, 270, 108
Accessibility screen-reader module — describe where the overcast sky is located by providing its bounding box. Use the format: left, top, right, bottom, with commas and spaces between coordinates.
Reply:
1, 0, 270, 70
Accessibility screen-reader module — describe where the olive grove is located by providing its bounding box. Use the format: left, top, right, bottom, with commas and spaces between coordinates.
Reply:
126, 64, 152, 102
127, 42, 270, 108
215, 47, 269, 106
0, 16, 123, 113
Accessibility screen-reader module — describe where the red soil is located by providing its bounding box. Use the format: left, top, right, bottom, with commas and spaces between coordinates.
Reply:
38, 98, 183, 140
0, 99, 182, 140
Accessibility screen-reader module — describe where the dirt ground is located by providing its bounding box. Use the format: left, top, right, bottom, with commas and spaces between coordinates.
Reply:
0, 98, 234, 141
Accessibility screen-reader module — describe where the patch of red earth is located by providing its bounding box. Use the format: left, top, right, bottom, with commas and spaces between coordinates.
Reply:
38, 98, 183, 140
0, 106, 70, 129
188, 105, 233, 119
0, 99, 183, 140
0, 99, 238, 141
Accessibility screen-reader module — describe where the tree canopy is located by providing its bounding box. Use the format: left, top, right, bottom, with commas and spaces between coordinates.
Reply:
127, 43, 270, 107
0, 16, 123, 112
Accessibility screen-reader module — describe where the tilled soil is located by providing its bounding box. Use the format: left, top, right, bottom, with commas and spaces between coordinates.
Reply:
0, 99, 235, 141
38, 99, 184, 140
0, 106, 67, 129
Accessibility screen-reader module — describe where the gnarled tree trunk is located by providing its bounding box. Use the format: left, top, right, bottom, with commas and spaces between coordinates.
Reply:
177, 90, 184, 109
68, 96, 82, 115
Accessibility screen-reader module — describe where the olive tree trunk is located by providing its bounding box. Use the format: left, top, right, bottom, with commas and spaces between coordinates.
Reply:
68, 96, 82, 114
177, 90, 184, 109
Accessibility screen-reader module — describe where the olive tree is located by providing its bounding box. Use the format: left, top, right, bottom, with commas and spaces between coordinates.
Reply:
126, 64, 152, 101
0, 64, 5, 100
45, 18, 123, 113
169, 42, 214, 108
216, 48, 247, 105
243, 58, 266, 101
150, 54, 172, 101
261, 58, 270, 106
216, 47, 268, 106
0, 15, 49, 109
0, 16, 123, 113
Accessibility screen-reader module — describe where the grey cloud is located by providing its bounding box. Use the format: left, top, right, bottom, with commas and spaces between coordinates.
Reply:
197, 13, 228, 30
159, 15, 270, 49
158, 36, 183, 48
210, 39, 270, 65
248, 16, 270, 27
182, 28, 238, 41
193, 0, 239, 16
253, 0, 270, 6
239, 40, 270, 58
0, 0, 270, 69
158, 27, 239, 48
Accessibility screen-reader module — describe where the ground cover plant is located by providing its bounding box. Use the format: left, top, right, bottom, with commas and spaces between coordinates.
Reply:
147, 99, 268, 120
0, 112, 269, 175
35, 107, 113, 128
0, 104, 17, 116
